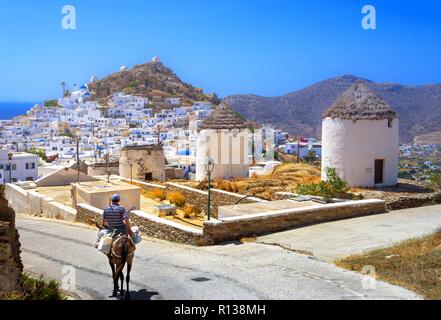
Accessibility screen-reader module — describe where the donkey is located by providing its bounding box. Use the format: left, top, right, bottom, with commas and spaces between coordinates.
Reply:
108, 235, 136, 299
96, 223, 136, 299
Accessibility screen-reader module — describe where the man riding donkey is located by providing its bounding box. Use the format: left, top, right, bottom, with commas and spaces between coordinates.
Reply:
99, 194, 138, 299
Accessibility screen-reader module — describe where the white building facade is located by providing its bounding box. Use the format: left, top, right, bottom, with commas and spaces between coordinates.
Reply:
0, 150, 39, 183
321, 81, 399, 188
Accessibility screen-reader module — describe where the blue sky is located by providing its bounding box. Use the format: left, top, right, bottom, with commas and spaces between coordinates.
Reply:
0, 0, 440, 101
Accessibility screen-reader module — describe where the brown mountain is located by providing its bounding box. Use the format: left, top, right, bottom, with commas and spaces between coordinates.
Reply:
224, 75, 441, 143
89, 62, 220, 107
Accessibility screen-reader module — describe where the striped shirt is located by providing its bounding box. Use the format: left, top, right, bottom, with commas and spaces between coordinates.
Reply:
103, 205, 128, 228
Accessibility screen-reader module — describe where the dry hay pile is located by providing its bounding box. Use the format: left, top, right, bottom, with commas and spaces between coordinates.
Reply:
235, 163, 321, 200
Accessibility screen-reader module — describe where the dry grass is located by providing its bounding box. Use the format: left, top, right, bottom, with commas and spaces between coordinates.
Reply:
336, 232, 441, 300
166, 191, 186, 207
182, 204, 203, 219
143, 188, 166, 201
235, 163, 321, 200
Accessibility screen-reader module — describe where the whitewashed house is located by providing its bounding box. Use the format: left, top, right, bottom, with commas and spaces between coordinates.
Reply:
0, 149, 39, 183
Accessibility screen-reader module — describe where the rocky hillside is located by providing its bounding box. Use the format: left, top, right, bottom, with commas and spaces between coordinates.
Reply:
89, 62, 220, 107
225, 75, 441, 143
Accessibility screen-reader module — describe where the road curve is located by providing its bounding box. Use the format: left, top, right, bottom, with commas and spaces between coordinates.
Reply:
16, 216, 420, 300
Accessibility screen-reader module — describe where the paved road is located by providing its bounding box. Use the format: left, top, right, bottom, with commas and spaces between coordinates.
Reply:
258, 205, 441, 262
16, 216, 419, 300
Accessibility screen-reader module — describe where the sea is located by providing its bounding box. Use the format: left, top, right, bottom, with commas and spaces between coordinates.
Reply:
0, 101, 37, 120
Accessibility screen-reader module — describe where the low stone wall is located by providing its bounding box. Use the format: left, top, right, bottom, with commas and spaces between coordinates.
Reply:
41, 200, 76, 222
166, 182, 263, 219
0, 190, 23, 297
75, 197, 387, 246
117, 177, 264, 219
203, 199, 387, 245
386, 193, 441, 211
5, 185, 77, 222
5, 184, 29, 215
131, 211, 205, 246
120, 178, 167, 191
76, 203, 103, 226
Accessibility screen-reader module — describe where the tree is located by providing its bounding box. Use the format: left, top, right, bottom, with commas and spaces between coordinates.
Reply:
28, 147, 47, 161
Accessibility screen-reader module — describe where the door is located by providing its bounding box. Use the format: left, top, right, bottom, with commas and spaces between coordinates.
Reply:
375, 160, 384, 185
145, 172, 153, 181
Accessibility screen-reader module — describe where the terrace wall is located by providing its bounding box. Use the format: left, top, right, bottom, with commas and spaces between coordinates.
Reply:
203, 199, 387, 245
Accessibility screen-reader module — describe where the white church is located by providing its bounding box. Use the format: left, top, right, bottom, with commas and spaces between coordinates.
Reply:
321, 81, 399, 188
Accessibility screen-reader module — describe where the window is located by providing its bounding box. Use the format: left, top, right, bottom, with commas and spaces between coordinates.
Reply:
12, 164, 16, 171
388, 119, 393, 128
11, 178, 17, 183
0, 164, 3, 170
26, 163, 35, 170
26, 177, 33, 181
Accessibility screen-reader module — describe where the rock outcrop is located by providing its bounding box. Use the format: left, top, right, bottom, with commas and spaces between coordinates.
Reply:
89, 62, 220, 107
0, 188, 23, 297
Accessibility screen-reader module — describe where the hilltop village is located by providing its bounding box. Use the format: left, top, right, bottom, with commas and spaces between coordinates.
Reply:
0, 60, 320, 185
0, 60, 440, 230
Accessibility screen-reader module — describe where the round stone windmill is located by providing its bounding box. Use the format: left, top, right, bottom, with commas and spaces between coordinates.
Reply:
321, 80, 399, 187
196, 102, 249, 181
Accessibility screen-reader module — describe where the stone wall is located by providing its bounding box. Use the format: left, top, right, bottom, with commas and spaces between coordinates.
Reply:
203, 199, 387, 245
119, 145, 166, 182
166, 182, 263, 218
130, 211, 205, 246
77, 197, 386, 247
120, 178, 263, 219
76, 203, 103, 226
88, 163, 120, 177
0, 188, 23, 297
75, 203, 206, 246
385, 193, 441, 211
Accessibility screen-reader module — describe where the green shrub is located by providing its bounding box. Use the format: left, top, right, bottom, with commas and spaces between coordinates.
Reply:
3, 274, 65, 300
44, 100, 60, 108
296, 167, 350, 203
429, 173, 441, 191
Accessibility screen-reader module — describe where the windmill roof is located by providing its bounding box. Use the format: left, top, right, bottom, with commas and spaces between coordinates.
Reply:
322, 81, 398, 121
199, 102, 247, 130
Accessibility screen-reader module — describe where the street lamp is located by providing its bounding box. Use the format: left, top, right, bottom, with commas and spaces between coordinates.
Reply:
205, 158, 215, 221
8, 152, 13, 183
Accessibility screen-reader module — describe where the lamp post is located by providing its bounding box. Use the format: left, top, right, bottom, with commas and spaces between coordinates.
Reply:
8, 153, 13, 183
205, 158, 215, 221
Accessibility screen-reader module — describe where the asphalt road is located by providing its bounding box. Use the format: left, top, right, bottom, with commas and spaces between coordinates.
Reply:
17, 216, 420, 300
259, 204, 441, 262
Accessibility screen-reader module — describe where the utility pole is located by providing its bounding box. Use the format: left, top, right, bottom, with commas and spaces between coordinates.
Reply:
76, 137, 80, 183
61, 81, 66, 98
297, 137, 300, 164
104, 153, 110, 183
157, 125, 161, 145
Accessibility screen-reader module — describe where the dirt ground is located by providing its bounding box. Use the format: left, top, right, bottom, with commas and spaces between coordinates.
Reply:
38, 186, 74, 208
